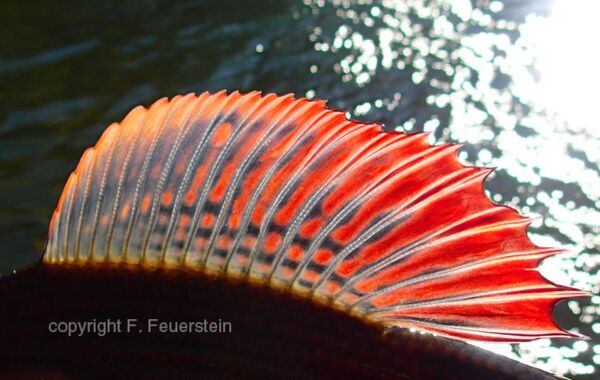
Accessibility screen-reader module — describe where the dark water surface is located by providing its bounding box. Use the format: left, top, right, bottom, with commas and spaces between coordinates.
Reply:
1, 0, 598, 378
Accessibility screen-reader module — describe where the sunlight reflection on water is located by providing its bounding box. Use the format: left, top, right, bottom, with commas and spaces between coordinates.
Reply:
303, 0, 599, 377
532, 0, 600, 131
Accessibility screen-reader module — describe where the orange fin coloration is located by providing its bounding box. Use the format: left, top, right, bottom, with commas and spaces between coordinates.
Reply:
44, 91, 587, 343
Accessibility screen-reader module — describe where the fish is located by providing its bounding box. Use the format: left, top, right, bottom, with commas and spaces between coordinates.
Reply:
0, 91, 588, 379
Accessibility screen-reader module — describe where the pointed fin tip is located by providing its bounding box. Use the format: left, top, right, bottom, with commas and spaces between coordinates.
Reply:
550, 290, 591, 341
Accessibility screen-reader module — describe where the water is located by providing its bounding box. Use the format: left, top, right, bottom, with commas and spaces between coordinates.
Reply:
1, 0, 598, 377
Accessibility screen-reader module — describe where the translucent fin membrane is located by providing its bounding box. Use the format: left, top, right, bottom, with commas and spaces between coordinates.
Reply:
44, 91, 587, 342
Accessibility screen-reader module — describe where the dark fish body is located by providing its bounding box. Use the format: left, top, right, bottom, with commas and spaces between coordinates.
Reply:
0, 263, 562, 379
0, 91, 586, 379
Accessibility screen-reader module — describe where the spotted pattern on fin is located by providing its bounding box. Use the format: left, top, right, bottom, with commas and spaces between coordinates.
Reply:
44, 91, 587, 342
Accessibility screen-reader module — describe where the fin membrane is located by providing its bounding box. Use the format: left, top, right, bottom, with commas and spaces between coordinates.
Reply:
44, 91, 586, 342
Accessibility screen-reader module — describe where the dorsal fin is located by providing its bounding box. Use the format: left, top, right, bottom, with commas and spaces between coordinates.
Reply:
44, 91, 587, 342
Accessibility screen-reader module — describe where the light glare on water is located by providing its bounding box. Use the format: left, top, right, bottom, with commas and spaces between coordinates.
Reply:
533, 0, 600, 131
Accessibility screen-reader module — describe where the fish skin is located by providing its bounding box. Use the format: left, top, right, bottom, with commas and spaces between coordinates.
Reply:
0, 263, 565, 379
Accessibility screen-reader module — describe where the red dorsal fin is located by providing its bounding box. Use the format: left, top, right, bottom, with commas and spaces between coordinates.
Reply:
44, 91, 588, 342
